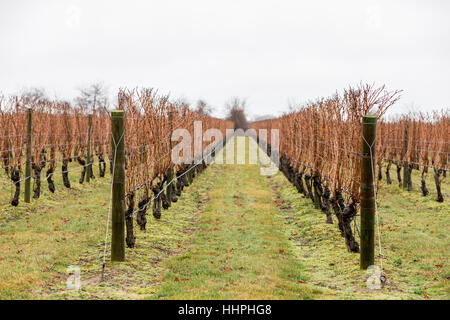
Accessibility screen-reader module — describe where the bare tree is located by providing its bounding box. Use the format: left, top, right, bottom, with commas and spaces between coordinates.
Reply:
20, 87, 48, 104
225, 97, 249, 130
75, 83, 109, 112
195, 99, 214, 116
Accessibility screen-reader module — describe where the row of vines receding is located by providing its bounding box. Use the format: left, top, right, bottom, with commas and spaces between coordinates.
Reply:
252, 84, 448, 253
0, 89, 233, 249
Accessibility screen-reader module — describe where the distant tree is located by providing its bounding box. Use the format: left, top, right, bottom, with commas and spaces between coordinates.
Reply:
75, 83, 109, 112
225, 97, 249, 130
195, 99, 214, 116
20, 87, 48, 104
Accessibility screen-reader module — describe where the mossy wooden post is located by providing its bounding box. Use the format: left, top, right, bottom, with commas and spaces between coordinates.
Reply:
313, 116, 320, 209
111, 110, 125, 261
86, 114, 93, 183
167, 111, 174, 203
402, 124, 408, 190
360, 114, 377, 270
24, 108, 32, 203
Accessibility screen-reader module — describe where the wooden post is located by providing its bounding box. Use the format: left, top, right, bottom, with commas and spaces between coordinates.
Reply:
166, 111, 173, 203
86, 114, 93, 183
24, 108, 32, 203
111, 110, 125, 261
402, 124, 408, 190
313, 117, 320, 209
360, 114, 377, 270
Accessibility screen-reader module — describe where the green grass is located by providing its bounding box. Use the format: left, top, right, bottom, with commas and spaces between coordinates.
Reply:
269, 155, 449, 299
0, 165, 111, 299
387, 163, 449, 200
0, 137, 448, 299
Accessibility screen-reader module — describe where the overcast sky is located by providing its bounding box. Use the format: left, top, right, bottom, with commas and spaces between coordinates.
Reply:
1, 0, 449, 119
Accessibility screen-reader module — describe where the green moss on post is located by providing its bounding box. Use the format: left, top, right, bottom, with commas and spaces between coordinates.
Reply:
111, 110, 125, 262
360, 114, 377, 270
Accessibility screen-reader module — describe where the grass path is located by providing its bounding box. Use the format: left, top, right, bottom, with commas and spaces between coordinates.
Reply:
150, 157, 317, 299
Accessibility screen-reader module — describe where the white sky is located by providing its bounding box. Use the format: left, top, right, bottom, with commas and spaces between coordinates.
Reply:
1, 0, 449, 119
